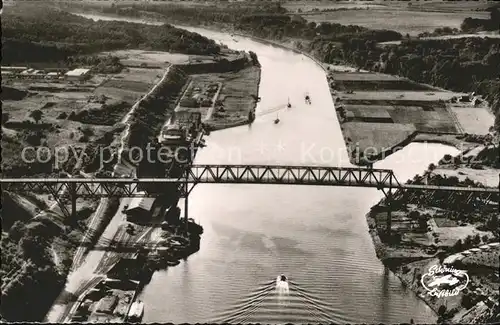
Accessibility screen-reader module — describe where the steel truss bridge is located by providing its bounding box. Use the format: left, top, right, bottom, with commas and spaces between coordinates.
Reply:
1, 165, 498, 234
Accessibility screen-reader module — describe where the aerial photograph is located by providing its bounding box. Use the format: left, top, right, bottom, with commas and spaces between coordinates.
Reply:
0, 0, 499, 324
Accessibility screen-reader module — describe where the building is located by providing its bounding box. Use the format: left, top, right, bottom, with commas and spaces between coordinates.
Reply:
65, 68, 91, 81
124, 195, 156, 222
1, 71, 14, 77
45, 72, 60, 80
1, 66, 28, 72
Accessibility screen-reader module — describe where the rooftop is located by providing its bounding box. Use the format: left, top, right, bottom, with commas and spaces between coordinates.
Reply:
66, 68, 91, 77
1, 66, 28, 70
126, 194, 155, 212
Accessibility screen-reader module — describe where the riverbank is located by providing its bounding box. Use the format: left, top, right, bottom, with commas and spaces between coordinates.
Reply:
365, 146, 500, 323
59, 217, 203, 323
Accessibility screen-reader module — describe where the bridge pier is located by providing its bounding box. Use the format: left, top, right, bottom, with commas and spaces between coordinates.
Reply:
70, 183, 77, 223
184, 184, 189, 235
386, 189, 392, 236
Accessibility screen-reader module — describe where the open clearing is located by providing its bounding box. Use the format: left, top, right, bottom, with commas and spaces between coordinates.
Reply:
450, 105, 495, 135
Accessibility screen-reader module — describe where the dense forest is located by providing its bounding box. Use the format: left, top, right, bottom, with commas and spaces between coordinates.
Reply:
99, 3, 500, 134
0, 212, 67, 321
461, 7, 500, 32
1, 7, 220, 64
101, 3, 402, 43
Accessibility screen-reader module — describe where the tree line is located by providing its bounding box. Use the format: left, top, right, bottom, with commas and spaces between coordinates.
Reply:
1, 8, 221, 65
461, 7, 500, 32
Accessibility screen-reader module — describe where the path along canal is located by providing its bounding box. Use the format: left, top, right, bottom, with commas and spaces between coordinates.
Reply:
81, 14, 461, 323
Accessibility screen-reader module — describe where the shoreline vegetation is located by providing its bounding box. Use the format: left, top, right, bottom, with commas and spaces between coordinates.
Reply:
1, 6, 260, 322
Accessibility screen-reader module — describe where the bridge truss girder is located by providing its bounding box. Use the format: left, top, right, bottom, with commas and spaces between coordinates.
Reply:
1, 166, 497, 232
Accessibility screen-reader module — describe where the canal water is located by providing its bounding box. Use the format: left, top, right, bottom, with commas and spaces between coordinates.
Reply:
82, 14, 460, 323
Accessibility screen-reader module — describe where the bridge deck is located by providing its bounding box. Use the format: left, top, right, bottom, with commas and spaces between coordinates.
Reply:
1, 180, 498, 193
1, 165, 498, 193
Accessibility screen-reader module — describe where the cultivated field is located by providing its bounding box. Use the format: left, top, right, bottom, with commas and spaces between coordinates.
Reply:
338, 90, 466, 102
1, 64, 162, 180
177, 66, 260, 128
343, 122, 416, 156
303, 9, 489, 36
330, 70, 484, 163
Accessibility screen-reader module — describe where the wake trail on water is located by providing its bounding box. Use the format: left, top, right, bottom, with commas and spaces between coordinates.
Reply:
211, 278, 337, 323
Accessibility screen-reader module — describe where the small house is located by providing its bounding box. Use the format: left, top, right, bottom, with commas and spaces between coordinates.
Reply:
124, 196, 156, 222
1, 66, 28, 72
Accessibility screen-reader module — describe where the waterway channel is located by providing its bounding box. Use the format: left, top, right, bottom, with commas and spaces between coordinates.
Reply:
81, 14, 461, 323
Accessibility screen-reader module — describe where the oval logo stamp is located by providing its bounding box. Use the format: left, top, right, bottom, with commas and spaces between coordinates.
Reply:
421, 265, 469, 298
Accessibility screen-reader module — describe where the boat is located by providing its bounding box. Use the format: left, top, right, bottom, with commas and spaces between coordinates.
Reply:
274, 113, 280, 124
305, 93, 311, 104
287, 97, 291, 108
278, 274, 288, 283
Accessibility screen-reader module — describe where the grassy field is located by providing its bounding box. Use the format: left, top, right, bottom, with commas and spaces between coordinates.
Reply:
283, 0, 494, 13
102, 50, 190, 66
100, 79, 155, 93
334, 80, 434, 91
339, 90, 466, 102
450, 105, 495, 135
343, 121, 416, 156
331, 69, 477, 163
303, 8, 489, 36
